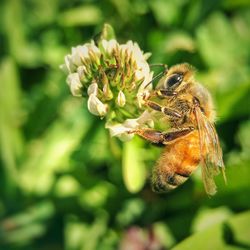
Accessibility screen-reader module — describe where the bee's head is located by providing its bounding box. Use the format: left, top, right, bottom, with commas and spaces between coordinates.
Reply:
157, 63, 196, 91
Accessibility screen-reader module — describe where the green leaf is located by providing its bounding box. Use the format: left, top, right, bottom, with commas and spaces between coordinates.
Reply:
216, 81, 250, 121
109, 0, 132, 22
196, 12, 247, 68
0, 58, 23, 191
223, 0, 250, 9
191, 207, 233, 233
65, 212, 108, 250
153, 222, 176, 249
0, 201, 54, 245
237, 120, 250, 154
3, 0, 41, 65
172, 211, 250, 250
164, 31, 196, 53
79, 181, 116, 209
122, 138, 147, 193
54, 175, 81, 197
150, 0, 183, 26
116, 198, 145, 227
19, 103, 92, 195
58, 5, 102, 26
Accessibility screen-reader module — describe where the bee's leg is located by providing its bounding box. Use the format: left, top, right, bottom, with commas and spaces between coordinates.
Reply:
155, 89, 177, 98
146, 101, 182, 118
129, 129, 165, 144
145, 90, 176, 100
162, 127, 194, 144
129, 127, 194, 145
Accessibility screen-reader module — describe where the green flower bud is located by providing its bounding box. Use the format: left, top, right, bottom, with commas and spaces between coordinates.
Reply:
116, 90, 126, 107
103, 82, 113, 100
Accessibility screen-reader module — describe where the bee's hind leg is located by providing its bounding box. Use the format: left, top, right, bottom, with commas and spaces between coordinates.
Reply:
162, 127, 194, 144
128, 129, 165, 145
129, 127, 194, 145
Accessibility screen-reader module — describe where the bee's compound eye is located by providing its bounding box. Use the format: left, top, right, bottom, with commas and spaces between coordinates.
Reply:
166, 73, 183, 87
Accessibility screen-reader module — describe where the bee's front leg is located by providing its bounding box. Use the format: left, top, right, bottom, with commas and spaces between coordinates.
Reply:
129, 127, 194, 145
144, 89, 177, 100
155, 89, 177, 98
146, 100, 182, 118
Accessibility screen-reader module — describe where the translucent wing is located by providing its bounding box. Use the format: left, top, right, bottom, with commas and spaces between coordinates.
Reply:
194, 106, 226, 195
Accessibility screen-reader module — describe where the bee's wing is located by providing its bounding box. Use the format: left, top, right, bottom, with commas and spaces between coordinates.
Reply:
194, 106, 226, 195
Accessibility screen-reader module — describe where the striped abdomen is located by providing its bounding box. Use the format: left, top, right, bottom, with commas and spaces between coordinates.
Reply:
151, 130, 200, 193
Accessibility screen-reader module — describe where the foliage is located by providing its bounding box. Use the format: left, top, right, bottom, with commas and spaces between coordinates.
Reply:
0, 0, 250, 249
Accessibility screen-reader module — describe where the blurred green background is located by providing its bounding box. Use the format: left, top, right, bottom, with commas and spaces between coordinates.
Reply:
0, 0, 250, 249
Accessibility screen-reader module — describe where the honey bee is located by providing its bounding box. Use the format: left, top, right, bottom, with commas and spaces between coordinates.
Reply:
131, 63, 226, 195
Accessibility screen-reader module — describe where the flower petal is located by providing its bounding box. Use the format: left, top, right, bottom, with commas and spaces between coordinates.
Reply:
87, 94, 108, 116
77, 65, 88, 82
101, 39, 118, 55
66, 73, 83, 97
105, 111, 154, 141
87, 83, 99, 96
105, 122, 134, 141
61, 55, 76, 74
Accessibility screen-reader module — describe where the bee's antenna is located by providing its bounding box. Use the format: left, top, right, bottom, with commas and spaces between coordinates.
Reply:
150, 63, 168, 69
144, 64, 168, 89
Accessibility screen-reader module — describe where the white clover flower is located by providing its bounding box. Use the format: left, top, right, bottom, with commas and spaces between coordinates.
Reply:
61, 38, 154, 140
